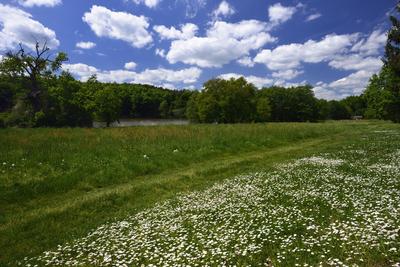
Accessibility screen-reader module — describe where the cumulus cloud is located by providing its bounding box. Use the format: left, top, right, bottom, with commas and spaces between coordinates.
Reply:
351, 29, 386, 56
328, 55, 383, 72
237, 56, 254, 67
82, 5, 152, 48
314, 70, 375, 100
63, 63, 202, 87
124, 61, 137, 70
153, 23, 198, 40
76, 41, 96, 49
132, 0, 161, 8
218, 73, 273, 88
212, 1, 235, 20
306, 13, 321, 22
0, 4, 59, 51
268, 3, 297, 25
252, 28, 386, 98
272, 69, 304, 80
166, 20, 276, 68
18, 0, 61, 7
254, 33, 358, 71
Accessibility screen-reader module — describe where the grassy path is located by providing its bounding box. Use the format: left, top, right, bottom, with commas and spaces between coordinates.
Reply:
0, 121, 398, 265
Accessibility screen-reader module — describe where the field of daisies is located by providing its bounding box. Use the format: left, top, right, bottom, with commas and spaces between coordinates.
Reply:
19, 127, 400, 267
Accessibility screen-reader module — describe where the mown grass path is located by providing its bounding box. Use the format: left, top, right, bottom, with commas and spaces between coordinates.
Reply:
0, 121, 398, 265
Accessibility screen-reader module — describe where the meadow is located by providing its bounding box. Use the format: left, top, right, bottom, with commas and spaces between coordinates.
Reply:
0, 121, 399, 266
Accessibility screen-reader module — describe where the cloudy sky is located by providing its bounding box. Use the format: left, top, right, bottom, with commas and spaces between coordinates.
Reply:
0, 0, 394, 99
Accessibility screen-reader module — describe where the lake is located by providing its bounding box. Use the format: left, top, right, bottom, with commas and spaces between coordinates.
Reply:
93, 119, 190, 128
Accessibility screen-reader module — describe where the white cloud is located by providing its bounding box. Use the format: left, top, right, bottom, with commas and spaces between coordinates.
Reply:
76, 41, 96, 49
124, 61, 137, 70
328, 55, 383, 72
155, 48, 166, 57
272, 69, 303, 80
313, 70, 375, 100
177, 0, 207, 18
153, 23, 198, 40
166, 20, 276, 68
134, 67, 202, 84
82, 5, 152, 48
268, 3, 297, 25
63, 63, 98, 81
18, 0, 61, 7
351, 29, 386, 56
237, 56, 254, 67
306, 13, 321, 22
63, 63, 202, 87
0, 4, 59, 51
132, 0, 161, 8
212, 1, 235, 20
254, 33, 358, 71
219, 73, 273, 88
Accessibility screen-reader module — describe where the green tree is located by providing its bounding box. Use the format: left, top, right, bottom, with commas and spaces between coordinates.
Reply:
363, 71, 394, 119
341, 95, 366, 117
381, 1, 400, 122
261, 85, 319, 122
256, 96, 272, 122
159, 100, 170, 118
185, 92, 200, 122
197, 77, 257, 123
328, 100, 351, 120
94, 86, 122, 127
44, 72, 92, 127
0, 42, 67, 113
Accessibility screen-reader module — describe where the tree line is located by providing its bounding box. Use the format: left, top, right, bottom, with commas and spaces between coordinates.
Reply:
0, 43, 194, 127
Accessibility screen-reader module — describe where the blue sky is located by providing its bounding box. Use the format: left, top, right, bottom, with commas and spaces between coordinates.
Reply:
0, 0, 394, 99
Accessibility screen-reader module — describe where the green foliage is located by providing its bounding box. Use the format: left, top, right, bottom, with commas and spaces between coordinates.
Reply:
44, 72, 93, 127
260, 85, 319, 122
255, 96, 272, 122
159, 100, 170, 118
363, 72, 393, 119
94, 86, 122, 127
327, 100, 351, 120
0, 42, 68, 113
188, 77, 257, 123
363, 0, 400, 122
0, 79, 16, 112
341, 95, 366, 117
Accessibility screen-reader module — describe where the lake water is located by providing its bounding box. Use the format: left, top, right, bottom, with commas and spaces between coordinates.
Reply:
93, 119, 189, 128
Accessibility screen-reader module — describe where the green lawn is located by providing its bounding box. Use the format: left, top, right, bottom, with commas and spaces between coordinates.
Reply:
0, 121, 399, 266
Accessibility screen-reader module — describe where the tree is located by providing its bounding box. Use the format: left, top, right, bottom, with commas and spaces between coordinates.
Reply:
261, 85, 319, 122
327, 100, 351, 120
185, 92, 200, 122
256, 96, 272, 122
0, 42, 67, 113
94, 86, 122, 127
45, 72, 92, 127
341, 95, 366, 117
195, 77, 257, 123
380, 1, 400, 122
159, 100, 170, 118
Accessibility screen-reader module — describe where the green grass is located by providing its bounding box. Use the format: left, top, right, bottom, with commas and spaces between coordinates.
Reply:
0, 121, 399, 266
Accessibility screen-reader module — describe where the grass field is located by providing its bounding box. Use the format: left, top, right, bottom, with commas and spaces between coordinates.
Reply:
0, 121, 399, 266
